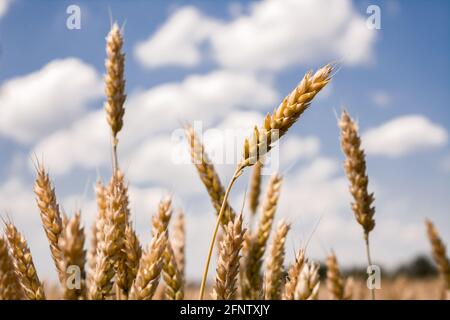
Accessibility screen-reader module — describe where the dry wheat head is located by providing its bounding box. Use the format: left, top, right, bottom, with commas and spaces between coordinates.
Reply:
426, 219, 450, 289
0, 237, 23, 300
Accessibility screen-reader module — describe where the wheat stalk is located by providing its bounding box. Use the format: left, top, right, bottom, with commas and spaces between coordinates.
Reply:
185, 126, 235, 226
59, 210, 86, 300
34, 163, 65, 286
212, 214, 245, 300
0, 237, 23, 300
339, 109, 376, 299
199, 64, 333, 299
283, 249, 305, 300
248, 161, 263, 215
264, 220, 290, 300
295, 261, 320, 300
172, 210, 185, 281
129, 232, 166, 300
242, 173, 283, 299
4, 223, 46, 300
426, 219, 450, 290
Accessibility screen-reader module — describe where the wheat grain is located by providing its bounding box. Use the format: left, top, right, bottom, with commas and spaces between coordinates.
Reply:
185, 126, 235, 226
34, 163, 65, 286
426, 219, 450, 290
283, 249, 305, 300
212, 214, 245, 300
264, 221, 290, 300
242, 173, 283, 299
0, 237, 23, 300
59, 211, 86, 300
4, 223, 46, 300
122, 223, 142, 296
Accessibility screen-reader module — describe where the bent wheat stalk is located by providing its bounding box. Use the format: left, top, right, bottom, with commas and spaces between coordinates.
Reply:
199, 64, 334, 299
339, 110, 376, 300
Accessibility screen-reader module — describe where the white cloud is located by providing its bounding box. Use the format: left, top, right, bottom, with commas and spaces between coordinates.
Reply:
0, 58, 102, 144
371, 90, 391, 108
0, 0, 13, 18
32, 70, 277, 175
362, 115, 448, 157
135, 0, 376, 70
135, 7, 220, 68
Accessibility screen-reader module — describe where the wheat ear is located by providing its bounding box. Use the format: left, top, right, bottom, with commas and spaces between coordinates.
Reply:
122, 223, 142, 297
152, 197, 184, 300
185, 126, 235, 226
0, 237, 23, 300
172, 210, 185, 281
339, 110, 376, 299
34, 164, 65, 287
4, 223, 46, 300
87, 180, 108, 289
212, 214, 245, 300
104, 22, 126, 172
199, 64, 333, 299
295, 261, 320, 300
264, 221, 290, 300
129, 232, 166, 300
326, 252, 348, 300
59, 211, 87, 300
89, 172, 128, 300
283, 249, 305, 300
426, 219, 450, 290
248, 161, 263, 216
242, 173, 283, 299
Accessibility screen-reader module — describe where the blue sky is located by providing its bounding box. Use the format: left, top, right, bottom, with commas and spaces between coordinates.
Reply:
0, 0, 449, 282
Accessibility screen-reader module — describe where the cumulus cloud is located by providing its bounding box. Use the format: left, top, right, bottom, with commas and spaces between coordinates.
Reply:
135, 0, 376, 70
135, 7, 220, 68
0, 58, 102, 144
0, 0, 13, 18
362, 115, 448, 157
32, 70, 277, 175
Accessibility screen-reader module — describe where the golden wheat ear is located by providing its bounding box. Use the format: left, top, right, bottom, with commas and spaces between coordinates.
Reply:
0, 237, 23, 300
4, 223, 46, 300
425, 219, 450, 291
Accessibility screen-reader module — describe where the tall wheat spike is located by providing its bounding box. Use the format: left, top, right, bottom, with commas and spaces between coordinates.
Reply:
212, 214, 245, 300
264, 221, 290, 300
59, 211, 86, 300
283, 249, 305, 300
34, 164, 65, 286
339, 110, 376, 299
4, 223, 46, 300
185, 126, 235, 226
0, 237, 23, 300
426, 219, 450, 290
122, 223, 142, 296
242, 173, 283, 299
199, 64, 333, 299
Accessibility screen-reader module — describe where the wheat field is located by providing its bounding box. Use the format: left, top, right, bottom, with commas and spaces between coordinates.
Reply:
0, 23, 449, 301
